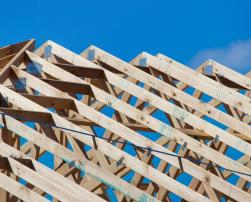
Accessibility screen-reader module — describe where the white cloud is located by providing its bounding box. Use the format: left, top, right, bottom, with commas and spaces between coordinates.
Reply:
188, 39, 251, 73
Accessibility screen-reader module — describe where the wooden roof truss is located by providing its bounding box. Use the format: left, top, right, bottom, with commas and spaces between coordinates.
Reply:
0, 39, 250, 201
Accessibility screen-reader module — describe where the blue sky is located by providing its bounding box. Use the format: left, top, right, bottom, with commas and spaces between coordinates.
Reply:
1, 0, 251, 73
1, 1, 251, 201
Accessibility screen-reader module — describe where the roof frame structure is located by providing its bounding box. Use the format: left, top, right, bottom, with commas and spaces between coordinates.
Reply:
0, 39, 250, 201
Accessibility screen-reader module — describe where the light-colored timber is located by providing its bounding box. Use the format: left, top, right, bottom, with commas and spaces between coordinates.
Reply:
0, 39, 250, 202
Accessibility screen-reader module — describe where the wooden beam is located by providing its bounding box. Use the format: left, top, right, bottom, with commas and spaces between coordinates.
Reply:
0, 39, 35, 83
